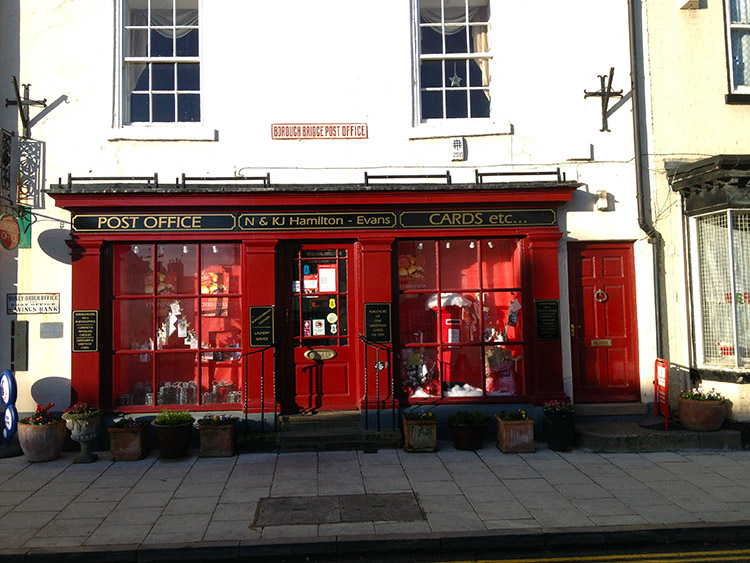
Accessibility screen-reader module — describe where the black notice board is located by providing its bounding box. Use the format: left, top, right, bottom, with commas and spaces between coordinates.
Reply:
534, 299, 561, 341
249, 306, 275, 347
72, 310, 98, 352
364, 303, 392, 343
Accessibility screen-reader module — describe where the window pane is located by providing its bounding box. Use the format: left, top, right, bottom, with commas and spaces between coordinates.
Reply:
470, 89, 490, 118
201, 359, 242, 404
127, 28, 148, 57
177, 63, 199, 90
734, 212, 750, 367
150, 29, 174, 56
421, 60, 443, 89
114, 244, 153, 295
732, 29, 750, 88
130, 93, 149, 122
201, 298, 241, 349
156, 353, 199, 406
152, 94, 175, 121
176, 29, 199, 56
399, 294, 438, 344
482, 291, 523, 342
114, 354, 154, 406
697, 214, 734, 365
421, 26, 443, 55
114, 299, 153, 349
401, 347, 440, 397
446, 60, 467, 88
151, 4, 174, 27
156, 298, 197, 350
421, 90, 443, 119
446, 90, 468, 118
485, 345, 524, 396
398, 240, 437, 290
131, 64, 149, 91
731, 0, 750, 23
445, 27, 469, 54
431, 292, 481, 343
482, 239, 521, 288
201, 243, 239, 292
442, 346, 483, 397
156, 244, 197, 294
439, 239, 479, 288
152, 63, 175, 90
177, 94, 200, 121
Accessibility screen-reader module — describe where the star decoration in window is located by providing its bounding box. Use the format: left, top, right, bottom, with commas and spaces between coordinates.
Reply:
449, 69, 462, 87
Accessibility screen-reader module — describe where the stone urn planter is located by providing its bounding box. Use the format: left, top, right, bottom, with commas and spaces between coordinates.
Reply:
152, 409, 194, 458
496, 410, 535, 453
109, 418, 150, 461
62, 404, 101, 463
678, 397, 726, 432
447, 410, 490, 451
402, 412, 437, 452
17, 403, 67, 462
542, 400, 575, 452
198, 415, 238, 457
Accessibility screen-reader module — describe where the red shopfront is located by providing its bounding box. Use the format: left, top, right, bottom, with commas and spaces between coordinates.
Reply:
50, 179, 578, 416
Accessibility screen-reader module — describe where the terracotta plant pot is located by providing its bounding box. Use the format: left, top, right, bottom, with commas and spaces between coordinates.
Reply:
152, 420, 194, 458
199, 424, 236, 457
17, 420, 67, 462
448, 422, 488, 451
109, 423, 150, 461
402, 415, 437, 452
542, 410, 575, 451
495, 415, 535, 453
678, 398, 726, 431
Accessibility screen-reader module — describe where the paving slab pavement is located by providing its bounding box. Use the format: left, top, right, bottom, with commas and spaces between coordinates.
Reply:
1, 441, 750, 561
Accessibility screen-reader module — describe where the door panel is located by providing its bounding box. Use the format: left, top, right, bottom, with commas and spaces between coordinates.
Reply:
282, 243, 358, 412
569, 242, 639, 402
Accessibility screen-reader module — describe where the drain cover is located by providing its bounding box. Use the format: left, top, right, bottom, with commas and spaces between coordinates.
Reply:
254, 493, 424, 526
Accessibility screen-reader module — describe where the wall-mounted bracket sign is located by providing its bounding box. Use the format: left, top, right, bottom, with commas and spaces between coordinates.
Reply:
249, 306, 275, 347
534, 299, 560, 341
365, 303, 392, 343
0, 214, 20, 250
271, 123, 368, 140
6, 293, 60, 315
72, 209, 558, 233
72, 310, 98, 352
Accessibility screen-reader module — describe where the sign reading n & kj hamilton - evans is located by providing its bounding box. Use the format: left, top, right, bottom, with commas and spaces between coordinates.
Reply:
6, 293, 60, 314
72, 209, 557, 233
72, 310, 98, 352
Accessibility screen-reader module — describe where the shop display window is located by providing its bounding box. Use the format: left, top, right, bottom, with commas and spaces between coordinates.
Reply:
112, 243, 242, 409
398, 238, 525, 401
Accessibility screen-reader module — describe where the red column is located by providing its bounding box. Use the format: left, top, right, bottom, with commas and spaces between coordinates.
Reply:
243, 239, 278, 412
69, 237, 104, 408
525, 230, 568, 405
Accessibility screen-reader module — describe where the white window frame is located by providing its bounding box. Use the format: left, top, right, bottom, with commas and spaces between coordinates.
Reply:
726, 0, 750, 93
411, 0, 497, 134
690, 209, 750, 369
112, 0, 215, 141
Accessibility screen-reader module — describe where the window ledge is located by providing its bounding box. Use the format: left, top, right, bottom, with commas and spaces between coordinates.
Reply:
108, 126, 218, 142
725, 93, 750, 105
409, 120, 513, 140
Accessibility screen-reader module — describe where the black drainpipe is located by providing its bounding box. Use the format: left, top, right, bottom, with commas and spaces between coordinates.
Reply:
628, 0, 664, 359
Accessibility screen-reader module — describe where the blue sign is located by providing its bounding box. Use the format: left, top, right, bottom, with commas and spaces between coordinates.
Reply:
0, 370, 18, 445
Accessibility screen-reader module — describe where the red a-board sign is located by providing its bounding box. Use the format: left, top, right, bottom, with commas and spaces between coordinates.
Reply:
655, 358, 669, 430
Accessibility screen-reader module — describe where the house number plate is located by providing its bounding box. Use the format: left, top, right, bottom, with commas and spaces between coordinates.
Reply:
304, 348, 337, 361
591, 339, 613, 347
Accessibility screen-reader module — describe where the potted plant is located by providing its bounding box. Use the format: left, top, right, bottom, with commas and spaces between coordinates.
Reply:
678, 387, 726, 431
62, 402, 101, 463
542, 400, 575, 451
447, 410, 490, 451
17, 403, 67, 462
402, 410, 437, 452
197, 414, 238, 457
151, 409, 194, 458
109, 416, 150, 461
495, 409, 535, 453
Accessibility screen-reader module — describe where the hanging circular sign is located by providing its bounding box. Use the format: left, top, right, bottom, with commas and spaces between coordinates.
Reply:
0, 370, 16, 406
3, 405, 17, 444
0, 214, 20, 250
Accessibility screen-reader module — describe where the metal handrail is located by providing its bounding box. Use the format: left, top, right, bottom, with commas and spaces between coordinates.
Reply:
241, 345, 276, 435
359, 335, 397, 432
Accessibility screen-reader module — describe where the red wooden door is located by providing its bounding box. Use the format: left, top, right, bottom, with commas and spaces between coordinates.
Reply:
281, 243, 357, 413
568, 242, 640, 402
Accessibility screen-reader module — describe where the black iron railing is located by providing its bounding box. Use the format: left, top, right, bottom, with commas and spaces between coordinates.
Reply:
242, 345, 276, 435
359, 335, 397, 432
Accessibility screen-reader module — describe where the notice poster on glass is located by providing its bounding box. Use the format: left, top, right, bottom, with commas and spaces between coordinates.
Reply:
318, 264, 337, 293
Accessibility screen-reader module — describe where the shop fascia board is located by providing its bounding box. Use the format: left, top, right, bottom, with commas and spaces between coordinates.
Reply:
48, 181, 582, 211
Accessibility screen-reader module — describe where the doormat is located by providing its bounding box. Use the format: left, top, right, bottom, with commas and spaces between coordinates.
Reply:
253, 493, 424, 526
